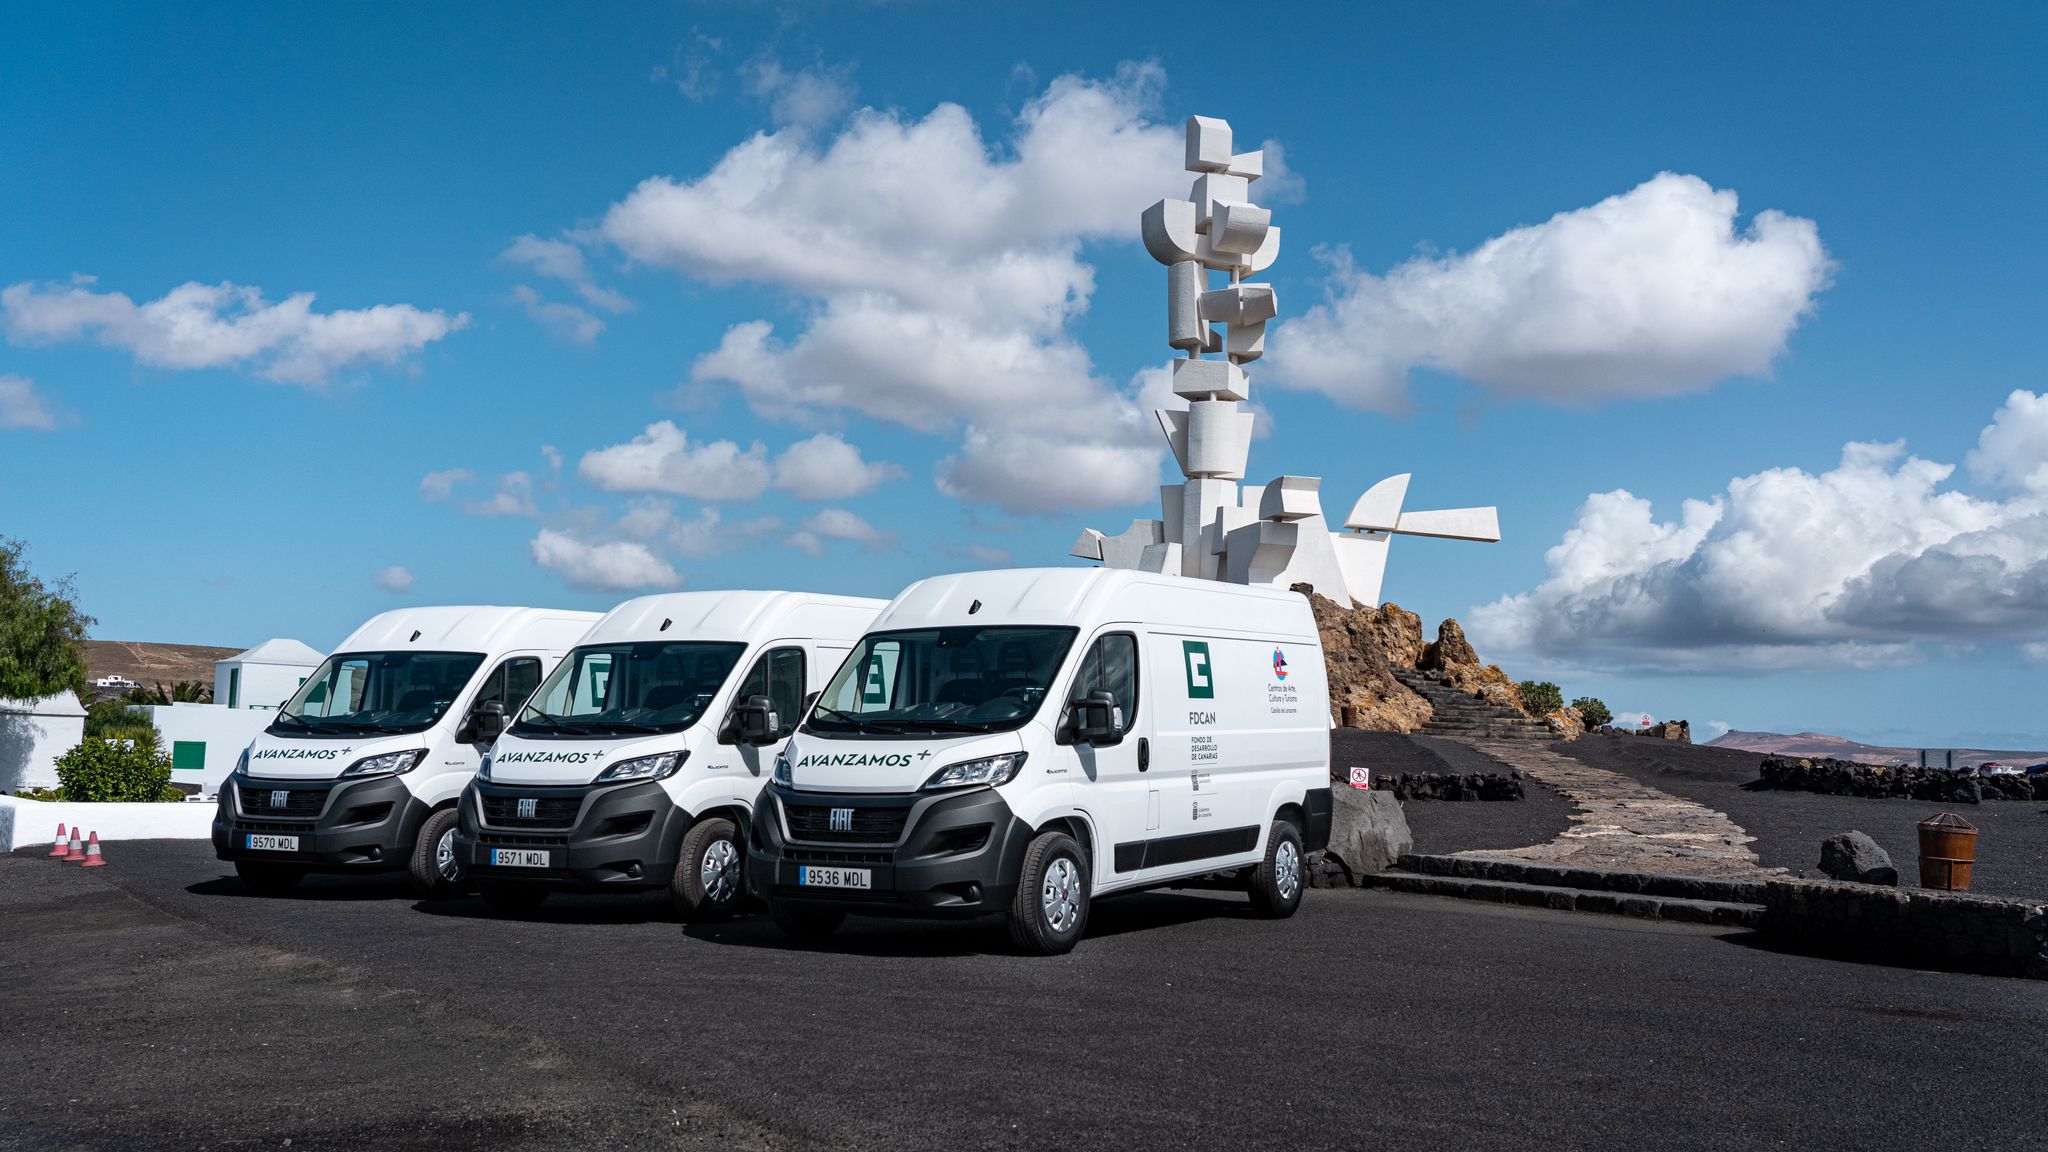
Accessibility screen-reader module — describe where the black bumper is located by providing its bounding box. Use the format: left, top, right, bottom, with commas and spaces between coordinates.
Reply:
745, 783, 1032, 919
1303, 787, 1333, 853
452, 778, 693, 890
212, 774, 430, 873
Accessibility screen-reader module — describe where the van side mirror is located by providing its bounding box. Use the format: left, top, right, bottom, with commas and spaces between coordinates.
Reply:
1069, 689, 1123, 747
731, 694, 780, 746
471, 700, 506, 745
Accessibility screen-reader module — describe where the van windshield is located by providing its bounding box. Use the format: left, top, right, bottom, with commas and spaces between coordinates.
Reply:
804, 626, 1077, 737
270, 651, 486, 737
511, 641, 746, 737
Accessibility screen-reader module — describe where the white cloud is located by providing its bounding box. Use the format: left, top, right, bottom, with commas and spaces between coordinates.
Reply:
772, 432, 903, 500
1698, 720, 1732, 742
512, 285, 603, 345
419, 468, 474, 501
372, 565, 414, 594
611, 500, 782, 559
1268, 173, 1833, 411
529, 529, 679, 592
578, 421, 772, 502
0, 374, 56, 430
541, 444, 563, 475
1470, 397, 2048, 672
599, 63, 1192, 514
462, 472, 539, 518
500, 234, 631, 314
1966, 388, 2048, 495
1, 278, 466, 386
788, 508, 892, 555
744, 56, 856, 131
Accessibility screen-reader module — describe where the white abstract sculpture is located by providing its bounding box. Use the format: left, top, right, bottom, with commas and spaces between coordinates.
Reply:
1072, 115, 1501, 607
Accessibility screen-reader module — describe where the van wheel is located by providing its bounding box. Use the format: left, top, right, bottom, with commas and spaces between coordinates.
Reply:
672, 817, 746, 922
409, 808, 467, 899
234, 860, 304, 894
476, 877, 550, 914
1247, 819, 1305, 918
1007, 830, 1089, 956
768, 900, 846, 943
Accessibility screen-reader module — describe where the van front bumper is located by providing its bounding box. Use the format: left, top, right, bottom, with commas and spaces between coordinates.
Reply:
745, 783, 1033, 919
212, 774, 429, 873
453, 778, 692, 890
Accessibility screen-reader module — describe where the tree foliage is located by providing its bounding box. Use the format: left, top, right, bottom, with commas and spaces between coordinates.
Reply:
56, 731, 182, 803
1517, 679, 1564, 715
1572, 696, 1614, 728
0, 538, 93, 700
125, 680, 212, 705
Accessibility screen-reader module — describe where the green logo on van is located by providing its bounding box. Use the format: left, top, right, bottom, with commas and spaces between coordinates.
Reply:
1182, 641, 1214, 699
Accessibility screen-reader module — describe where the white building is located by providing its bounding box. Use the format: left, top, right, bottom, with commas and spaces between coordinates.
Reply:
142, 638, 325, 796
214, 638, 323, 711
0, 694, 88, 793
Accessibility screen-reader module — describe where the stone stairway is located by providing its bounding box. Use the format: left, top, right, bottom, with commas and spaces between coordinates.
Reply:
1394, 667, 1551, 741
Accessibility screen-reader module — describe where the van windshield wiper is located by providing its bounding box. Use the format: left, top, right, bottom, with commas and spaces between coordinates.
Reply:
513, 711, 593, 736
271, 713, 324, 732
811, 706, 908, 735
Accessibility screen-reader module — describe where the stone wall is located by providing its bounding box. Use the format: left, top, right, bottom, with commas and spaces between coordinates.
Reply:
1756, 756, 2046, 802
1370, 771, 1525, 801
1763, 878, 2048, 980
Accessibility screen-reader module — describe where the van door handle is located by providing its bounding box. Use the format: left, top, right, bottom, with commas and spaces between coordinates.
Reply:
1137, 737, 1149, 772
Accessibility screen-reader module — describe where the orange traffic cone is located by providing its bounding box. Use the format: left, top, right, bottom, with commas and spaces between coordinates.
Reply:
79, 832, 106, 868
63, 826, 84, 861
47, 823, 69, 858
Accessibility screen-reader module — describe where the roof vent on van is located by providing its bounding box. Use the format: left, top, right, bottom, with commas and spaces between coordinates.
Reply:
409, 630, 421, 642
968, 600, 982, 615
660, 618, 673, 632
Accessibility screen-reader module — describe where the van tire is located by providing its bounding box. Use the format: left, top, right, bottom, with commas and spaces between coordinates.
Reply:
1247, 819, 1305, 919
768, 900, 846, 943
672, 817, 746, 922
476, 877, 550, 914
409, 808, 467, 899
234, 860, 304, 894
1007, 830, 1089, 956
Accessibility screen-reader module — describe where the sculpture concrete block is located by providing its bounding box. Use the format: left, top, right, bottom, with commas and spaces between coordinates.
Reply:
1077, 113, 1500, 606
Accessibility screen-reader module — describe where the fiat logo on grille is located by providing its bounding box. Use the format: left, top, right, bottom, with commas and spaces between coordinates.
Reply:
517, 797, 538, 820
829, 808, 854, 832
269, 790, 289, 808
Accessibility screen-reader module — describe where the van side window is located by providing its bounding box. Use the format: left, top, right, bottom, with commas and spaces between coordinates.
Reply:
735, 646, 806, 739
1068, 633, 1139, 734
474, 657, 543, 714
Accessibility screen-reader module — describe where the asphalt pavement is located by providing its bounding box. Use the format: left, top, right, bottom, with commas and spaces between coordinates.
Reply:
5, 841, 2045, 1152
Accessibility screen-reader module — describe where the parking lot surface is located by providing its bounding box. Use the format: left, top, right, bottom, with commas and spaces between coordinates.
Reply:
5, 841, 2045, 1151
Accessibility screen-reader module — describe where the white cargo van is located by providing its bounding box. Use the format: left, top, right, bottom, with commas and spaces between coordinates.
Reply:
212, 606, 601, 896
744, 568, 1333, 954
451, 591, 885, 919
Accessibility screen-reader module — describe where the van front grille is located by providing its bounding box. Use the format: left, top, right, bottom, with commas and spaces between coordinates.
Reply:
238, 785, 324, 818
481, 795, 582, 828
783, 804, 907, 844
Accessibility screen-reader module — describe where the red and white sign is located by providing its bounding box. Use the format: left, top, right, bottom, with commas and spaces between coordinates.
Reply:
1348, 767, 1370, 790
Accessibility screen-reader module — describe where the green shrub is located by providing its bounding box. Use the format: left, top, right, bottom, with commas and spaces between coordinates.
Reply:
55, 733, 182, 802
12, 785, 63, 802
1517, 680, 1564, 715
1572, 696, 1613, 728
83, 699, 157, 742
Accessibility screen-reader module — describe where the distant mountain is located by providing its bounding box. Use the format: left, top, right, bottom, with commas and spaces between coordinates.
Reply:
1706, 729, 2047, 769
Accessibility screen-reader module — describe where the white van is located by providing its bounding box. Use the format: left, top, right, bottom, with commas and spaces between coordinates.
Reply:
212, 606, 601, 896
744, 568, 1333, 954
451, 591, 885, 919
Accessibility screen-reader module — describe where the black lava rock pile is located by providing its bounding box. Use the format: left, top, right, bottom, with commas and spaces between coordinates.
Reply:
1755, 756, 2045, 803
1369, 770, 1525, 801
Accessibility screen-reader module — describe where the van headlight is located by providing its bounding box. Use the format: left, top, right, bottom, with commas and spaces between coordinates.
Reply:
921, 752, 1027, 792
595, 751, 687, 783
476, 754, 494, 782
339, 749, 428, 778
232, 746, 250, 777
774, 750, 794, 787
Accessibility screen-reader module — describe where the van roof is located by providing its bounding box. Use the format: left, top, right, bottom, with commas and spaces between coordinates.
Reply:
336, 606, 603, 655
875, 567, 1317, 639
580, 590, 889, 646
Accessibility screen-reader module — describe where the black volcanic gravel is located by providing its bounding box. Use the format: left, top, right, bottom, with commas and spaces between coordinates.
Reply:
1329, 730, 1575, 857
1561, 734, 2048, 899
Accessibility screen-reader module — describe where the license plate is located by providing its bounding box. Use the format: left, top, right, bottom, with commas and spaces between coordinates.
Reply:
798, 866, 870, 889
491, 848, 550, 868
245, 834, 298, 852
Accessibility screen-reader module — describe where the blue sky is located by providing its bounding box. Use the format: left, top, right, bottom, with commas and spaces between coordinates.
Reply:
4, 2, 2045, 748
